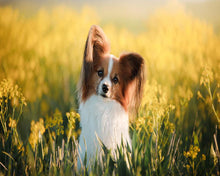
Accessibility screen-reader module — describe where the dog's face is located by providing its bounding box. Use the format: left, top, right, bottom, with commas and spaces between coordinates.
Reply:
79, 25, 145, 111
94, 55, 119, 99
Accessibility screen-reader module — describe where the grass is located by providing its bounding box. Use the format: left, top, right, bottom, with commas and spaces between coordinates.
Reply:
0, 5, 220, 175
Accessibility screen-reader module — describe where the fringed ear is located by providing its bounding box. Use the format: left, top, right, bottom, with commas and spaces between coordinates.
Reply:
78, 25, 110, 101
119, 53, 145, 115
84, 25, 110, 63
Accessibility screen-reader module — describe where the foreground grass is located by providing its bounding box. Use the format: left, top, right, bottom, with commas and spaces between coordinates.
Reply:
0, 5, 220, 175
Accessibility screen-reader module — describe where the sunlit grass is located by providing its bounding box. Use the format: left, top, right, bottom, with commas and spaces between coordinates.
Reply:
0, 5, 219, 175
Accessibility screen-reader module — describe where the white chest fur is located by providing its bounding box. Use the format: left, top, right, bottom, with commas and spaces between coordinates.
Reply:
78, 95, 131, 163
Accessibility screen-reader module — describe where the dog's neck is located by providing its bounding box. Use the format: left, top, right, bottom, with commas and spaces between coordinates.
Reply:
78, 95, 131, 160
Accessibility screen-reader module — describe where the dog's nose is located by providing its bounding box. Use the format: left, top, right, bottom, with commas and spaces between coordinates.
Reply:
102, 84, 109, 93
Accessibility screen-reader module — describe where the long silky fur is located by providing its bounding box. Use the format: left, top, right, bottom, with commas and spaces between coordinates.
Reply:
78, 25, 110, 102
119, 53, 145, 117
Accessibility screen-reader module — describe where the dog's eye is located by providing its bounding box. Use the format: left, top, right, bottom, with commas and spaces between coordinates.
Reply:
112, 76, 118, 84
97, 70, 104, 77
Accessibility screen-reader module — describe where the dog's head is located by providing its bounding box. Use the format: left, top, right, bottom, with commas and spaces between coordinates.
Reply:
78, 25, 145, 111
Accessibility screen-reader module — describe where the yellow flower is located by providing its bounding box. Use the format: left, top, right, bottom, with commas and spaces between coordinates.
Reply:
0, 79, 27, 108
29, 118, 45, 150
66, 112, 70, 118
183, 151, 190, 158
192, 152, 198, 160
8, 118, 17, 128
186, 164, 190, 170
184, 145, 201, 160
45, 109, 64, 135
193, 146, 200, 153
200, 66, 213, 87
136, 116, 145, 131
66, 110, 81, 139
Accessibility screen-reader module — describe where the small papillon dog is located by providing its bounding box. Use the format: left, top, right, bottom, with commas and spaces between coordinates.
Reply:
77, 25, 145, 166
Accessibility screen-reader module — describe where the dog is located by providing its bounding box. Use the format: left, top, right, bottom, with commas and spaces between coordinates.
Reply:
77, 25, 145, 167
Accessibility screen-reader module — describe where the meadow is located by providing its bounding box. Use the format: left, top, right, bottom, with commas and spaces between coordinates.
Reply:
0, 5, 220, 175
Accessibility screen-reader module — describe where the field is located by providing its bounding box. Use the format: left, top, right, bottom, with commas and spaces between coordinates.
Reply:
0, 4, 220, 176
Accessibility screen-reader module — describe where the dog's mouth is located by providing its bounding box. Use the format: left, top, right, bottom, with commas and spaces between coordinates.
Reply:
100, 93, 108, 98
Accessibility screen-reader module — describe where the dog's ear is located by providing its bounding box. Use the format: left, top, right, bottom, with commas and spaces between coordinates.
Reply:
119, 53, 145, 113
119, 53, 144, 81
78, 25, 110, 101
84, 25, 110, 64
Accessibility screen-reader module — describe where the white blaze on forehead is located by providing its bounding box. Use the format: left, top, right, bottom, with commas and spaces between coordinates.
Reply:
98, 55, 115, 97
107, 55, 114, 78
102, 55, 113, 86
